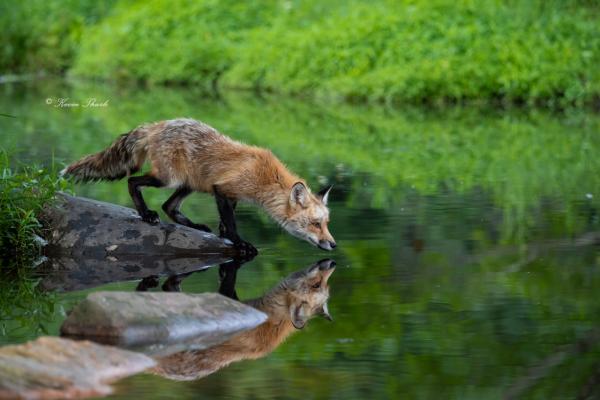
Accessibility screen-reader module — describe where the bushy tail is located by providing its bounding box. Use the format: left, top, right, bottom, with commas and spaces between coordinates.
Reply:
61, 127, 149, 182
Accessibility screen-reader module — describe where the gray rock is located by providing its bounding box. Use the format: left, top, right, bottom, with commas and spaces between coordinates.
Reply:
60, 292, 267, 356
41, 193, 237, 259
0, 336, 155, 400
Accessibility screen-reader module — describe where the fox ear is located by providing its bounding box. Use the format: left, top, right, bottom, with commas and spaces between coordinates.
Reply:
317, 185, 333, 205
290, 182, 308, 208
317, 303, 333, 322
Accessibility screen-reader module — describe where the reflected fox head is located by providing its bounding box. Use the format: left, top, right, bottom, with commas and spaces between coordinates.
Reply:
151, 259, 336, 382
273, 258, 336, 329
283, 183, 336, 251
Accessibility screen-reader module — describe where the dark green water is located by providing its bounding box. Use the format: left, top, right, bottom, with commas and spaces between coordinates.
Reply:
1, 80, 599, 399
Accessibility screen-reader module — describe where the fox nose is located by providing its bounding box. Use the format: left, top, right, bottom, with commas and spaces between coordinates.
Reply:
318, 240, 334, 251
317, 259, 336, 270
329, 241, 337, 249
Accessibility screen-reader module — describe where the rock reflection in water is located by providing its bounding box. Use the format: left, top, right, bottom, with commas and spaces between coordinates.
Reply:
151, 258, 336, 381
38, 254, 232, 293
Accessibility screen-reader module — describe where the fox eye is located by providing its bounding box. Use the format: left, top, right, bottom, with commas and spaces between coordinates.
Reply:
312, 282, 321, 289
312, 222, 321, 229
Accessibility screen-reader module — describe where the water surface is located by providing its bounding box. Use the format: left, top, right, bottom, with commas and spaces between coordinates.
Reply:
0, 80, 599, 399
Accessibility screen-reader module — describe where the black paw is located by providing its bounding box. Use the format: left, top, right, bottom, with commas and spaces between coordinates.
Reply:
219, 232, 258, 257
190, 223, 212, 233
141, 210, 160, 225
162, 277, 182, 292
136, 275, 159, 291
234, 239, 258, 257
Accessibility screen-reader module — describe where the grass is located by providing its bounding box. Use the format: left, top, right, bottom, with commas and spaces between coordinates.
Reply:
1, 0, 598, 107
0, 151, 69, 264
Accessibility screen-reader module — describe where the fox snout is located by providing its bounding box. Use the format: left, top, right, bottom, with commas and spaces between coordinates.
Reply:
318, 239, 337, 251
317, 224, 336, 251
311, 258, 336, 271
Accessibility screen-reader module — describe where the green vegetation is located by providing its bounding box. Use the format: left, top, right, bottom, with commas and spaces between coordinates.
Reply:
0, 152, 66, 343
0, 151, 68, 262
224, 0, 600, 107
2, 1, 599, 106
0, 0, 115, 75
72, 0, 277, 89
0, 270, 58, 345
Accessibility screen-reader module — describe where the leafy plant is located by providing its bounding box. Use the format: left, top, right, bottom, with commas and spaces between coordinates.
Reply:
0, 151, 69, 263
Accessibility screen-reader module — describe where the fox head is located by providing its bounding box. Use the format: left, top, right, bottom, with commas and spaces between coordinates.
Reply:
279, 258, 335, 329
283, 182, 336, 251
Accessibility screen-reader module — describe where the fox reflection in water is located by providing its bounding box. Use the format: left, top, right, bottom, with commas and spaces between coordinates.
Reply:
145, 258, 335, 381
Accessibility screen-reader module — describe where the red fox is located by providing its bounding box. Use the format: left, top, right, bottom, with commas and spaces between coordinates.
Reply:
62, 119, 336, 253
152, 259, 336, 381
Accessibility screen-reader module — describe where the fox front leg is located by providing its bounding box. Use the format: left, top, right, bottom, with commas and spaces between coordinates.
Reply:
218, 260, 241, 301
218, 198, 236, 237
213, 185, 258, 256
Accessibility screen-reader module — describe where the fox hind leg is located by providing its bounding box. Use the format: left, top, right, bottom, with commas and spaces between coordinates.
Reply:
162, 187, 212, 232
135, 275, 159, 291
128, 175, 164, 224
161, 271, 194, 292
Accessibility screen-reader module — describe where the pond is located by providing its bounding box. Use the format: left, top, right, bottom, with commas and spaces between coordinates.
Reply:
1, 79, 599, 399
